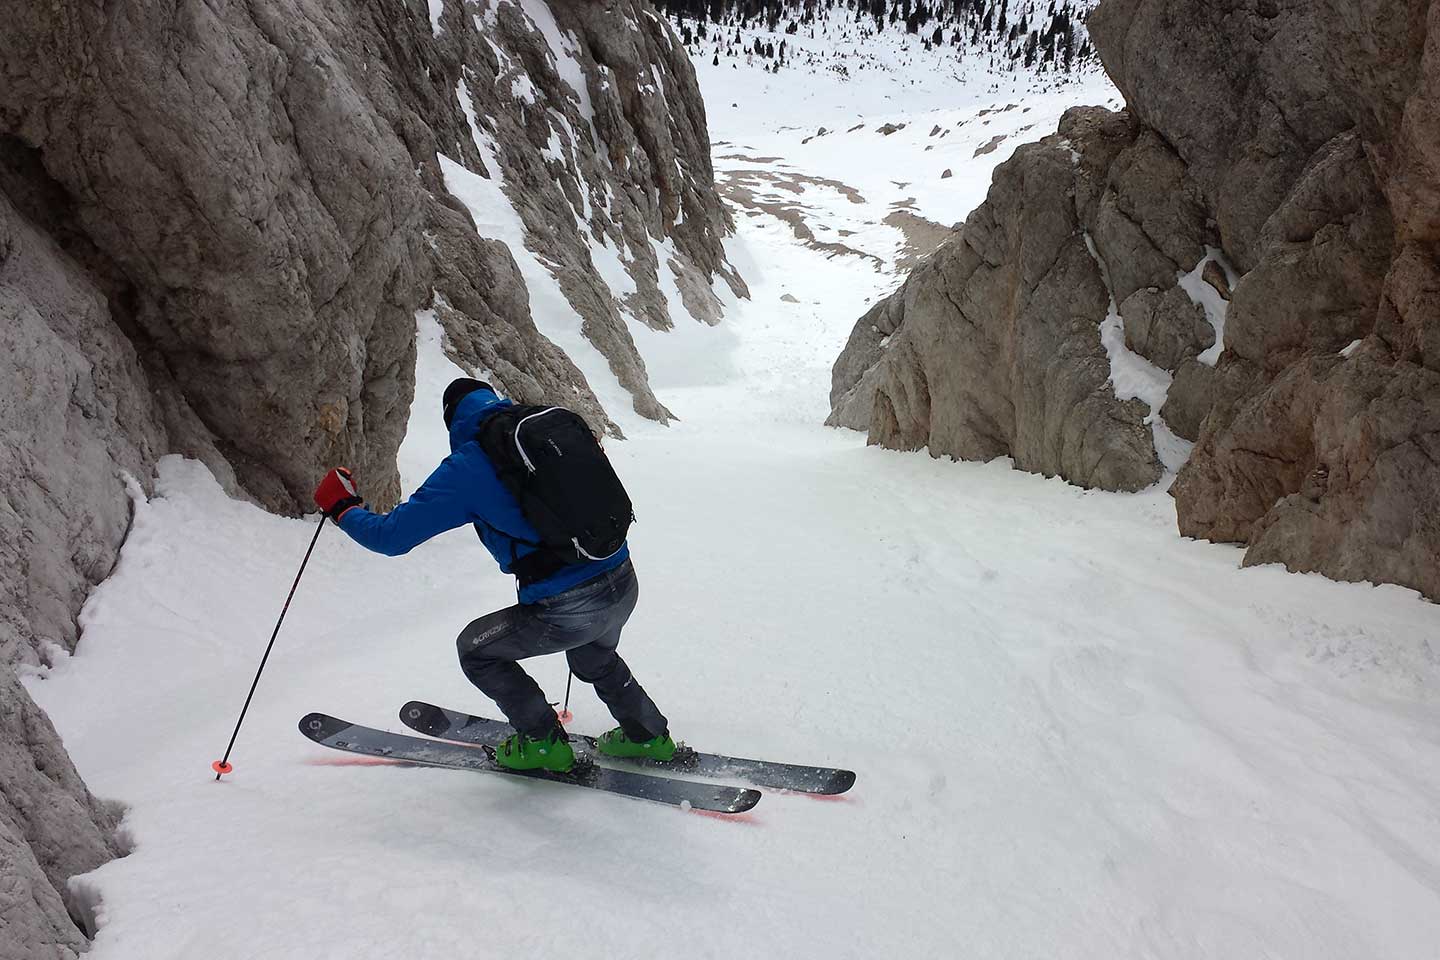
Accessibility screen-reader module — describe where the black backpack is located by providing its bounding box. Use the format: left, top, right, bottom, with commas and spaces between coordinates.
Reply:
476, 405, 633, 580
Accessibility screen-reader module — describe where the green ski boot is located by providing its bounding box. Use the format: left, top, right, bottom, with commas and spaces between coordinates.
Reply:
596, 727, 678, 762
493, 727, 574, 773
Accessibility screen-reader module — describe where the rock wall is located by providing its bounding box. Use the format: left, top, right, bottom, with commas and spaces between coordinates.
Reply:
828, 107, 1194, 492
0, 0, 738, 955
0, 669, 126, 960
1093, 0, 1439, 600
832, 0, 1439, 600
443, 0, 746, 423
0, 184, 151, 960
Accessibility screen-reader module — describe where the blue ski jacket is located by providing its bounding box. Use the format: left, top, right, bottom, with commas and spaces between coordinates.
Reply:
338, 388, 629, 603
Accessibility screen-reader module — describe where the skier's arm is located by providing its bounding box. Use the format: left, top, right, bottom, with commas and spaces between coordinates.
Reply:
336, 455, 475, 557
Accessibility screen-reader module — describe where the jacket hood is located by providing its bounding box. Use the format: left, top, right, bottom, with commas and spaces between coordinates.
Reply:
447, 388, 512, 451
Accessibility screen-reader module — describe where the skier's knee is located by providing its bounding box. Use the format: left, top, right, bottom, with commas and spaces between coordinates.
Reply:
568, 651, 621, 685
456, 621, 481, 658
458, 648, 502, 686
456, 623, 500, 678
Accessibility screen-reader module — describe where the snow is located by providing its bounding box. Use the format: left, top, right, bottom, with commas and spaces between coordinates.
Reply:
1087, 235, 1194, 474
1341, 338, 1364, 358
437, 152, 522, 246
426, 0, 444, 37
483, 35, 514, 71
518, 0, 595, 124
453, 79, 488, 164
402, 307, 483, 491
588, 231, 638, 305
510, 72, 538, 104
436, 133, 635, 427
627, 233, 742, 391
541, 126, 566, 164
709, 80, 1119, 236
29, 331, 1440, 957
22, 14, 1440, 960
1181, 246, 1242, 367
690, 2, 1119, 232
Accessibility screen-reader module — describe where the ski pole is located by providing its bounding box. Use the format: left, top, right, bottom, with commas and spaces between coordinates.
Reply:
212, 518, 326, 780
557, 671, 574, 724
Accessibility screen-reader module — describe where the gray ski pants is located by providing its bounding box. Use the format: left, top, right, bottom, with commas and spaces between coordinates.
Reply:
455, 559, 669, 741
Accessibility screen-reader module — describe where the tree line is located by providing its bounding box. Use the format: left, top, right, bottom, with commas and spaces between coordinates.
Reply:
660, 0, 1093, 73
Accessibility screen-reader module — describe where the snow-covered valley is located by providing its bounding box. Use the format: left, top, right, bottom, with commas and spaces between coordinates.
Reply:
21, 9, 1440, 960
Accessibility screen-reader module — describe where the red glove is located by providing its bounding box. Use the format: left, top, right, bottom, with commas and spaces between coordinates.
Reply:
313, 467, 363, 522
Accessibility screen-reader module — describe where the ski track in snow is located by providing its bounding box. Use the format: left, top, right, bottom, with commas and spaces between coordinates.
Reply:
23, 20, 1440, 960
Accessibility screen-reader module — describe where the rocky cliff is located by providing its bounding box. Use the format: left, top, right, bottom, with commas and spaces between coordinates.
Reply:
831, 0, 1439, 601
1096, 0, 1439, 600
0, 0, 736, 955
828, 108, 1181, 493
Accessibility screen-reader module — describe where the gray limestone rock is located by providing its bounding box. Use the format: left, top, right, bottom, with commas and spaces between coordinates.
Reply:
0, 666, 126, 960
830, 108, 1164, 492
1160, 359, 1218, 443
1201, 260, 1231, 300
834, 0, 1440, 600
828, 295, 903, 431
1, 0, 429, 512
1119, 285, 1214, 371
1220, 131, 1394, 376
434, 0, 747, 424
1093, 0, 1440, 599
1240, 358, 1440, 597
0, 191, 154, 668
1092, 129, 1209, 292
1090, 0, 1358, 272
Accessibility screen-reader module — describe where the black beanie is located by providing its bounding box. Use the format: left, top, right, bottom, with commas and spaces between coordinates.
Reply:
442, 377, 494, 428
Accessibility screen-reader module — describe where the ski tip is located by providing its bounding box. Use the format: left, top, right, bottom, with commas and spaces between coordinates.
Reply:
398, 701, 450, 737
298, 713, 350, 743
691, 789, 762, 815
824, 770, 857, 795
731, 789, 763, 813
683, 791, 762, 816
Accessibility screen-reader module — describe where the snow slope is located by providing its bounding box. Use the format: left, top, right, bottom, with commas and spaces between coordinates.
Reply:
24, 19, 1440, 960
687, 2, 1120, 277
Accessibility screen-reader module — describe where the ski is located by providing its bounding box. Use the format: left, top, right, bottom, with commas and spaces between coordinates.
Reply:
399, 701, 857, 796
298, 713, 761, 814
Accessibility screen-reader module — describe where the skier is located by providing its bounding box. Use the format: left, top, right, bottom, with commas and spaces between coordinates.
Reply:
311, 378, 674, 773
